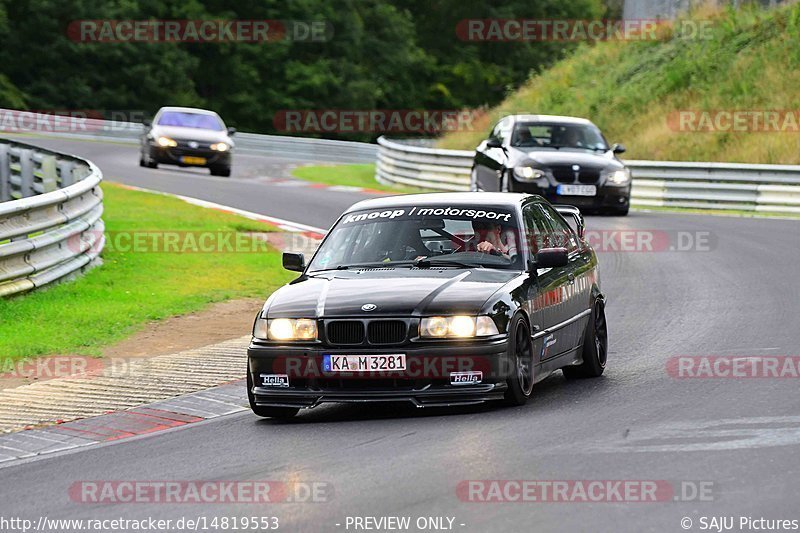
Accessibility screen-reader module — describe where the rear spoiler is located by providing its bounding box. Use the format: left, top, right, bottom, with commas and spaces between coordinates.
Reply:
553, 205, 585, 240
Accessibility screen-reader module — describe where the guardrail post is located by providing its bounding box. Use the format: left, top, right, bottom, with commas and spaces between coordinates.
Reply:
18, 149, 34, 198
58, 160, 76, 187
0, 144, 8, 202
40, 155, 58, 193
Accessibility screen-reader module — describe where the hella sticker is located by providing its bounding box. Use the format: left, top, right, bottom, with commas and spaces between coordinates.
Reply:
450, 371, 483, 385
260, 374, 289, 387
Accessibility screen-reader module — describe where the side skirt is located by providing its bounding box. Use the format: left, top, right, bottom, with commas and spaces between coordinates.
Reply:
533, 346, 583, 384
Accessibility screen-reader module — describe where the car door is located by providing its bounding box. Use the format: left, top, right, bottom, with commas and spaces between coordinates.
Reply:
472, 118, 511, 192
538, 203, 593, 351
521, 203, 572, 362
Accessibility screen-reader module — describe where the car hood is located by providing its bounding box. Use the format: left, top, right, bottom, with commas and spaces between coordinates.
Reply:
151, 125, 231, 143
511, 148, 623, 170
265, 269, 520, 318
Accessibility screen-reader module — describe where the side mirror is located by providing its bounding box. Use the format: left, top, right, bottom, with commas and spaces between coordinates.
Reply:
612, 143, 626, 154
534, 248, 568, 269
282, 252, 305, 272
227, 127, 237, 136
142, 119, 151, 127
486, 137, 503, 149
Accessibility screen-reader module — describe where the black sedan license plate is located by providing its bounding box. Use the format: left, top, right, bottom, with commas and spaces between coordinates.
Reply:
556, 184, 596, 196
323, 354, 406, 372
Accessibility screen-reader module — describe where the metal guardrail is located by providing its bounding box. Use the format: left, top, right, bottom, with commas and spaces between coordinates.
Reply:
4, 109, 799, 214
0, 108, 377, 164
376, 136, 800, 214
0, 138, 104, 297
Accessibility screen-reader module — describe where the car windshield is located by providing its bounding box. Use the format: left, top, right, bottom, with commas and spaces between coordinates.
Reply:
308, 205, 525, 271
157, 111, 224, 131
510, 122, 608, 151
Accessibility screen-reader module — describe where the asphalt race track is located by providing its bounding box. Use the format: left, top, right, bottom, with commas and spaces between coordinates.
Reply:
2, 135, 800, 532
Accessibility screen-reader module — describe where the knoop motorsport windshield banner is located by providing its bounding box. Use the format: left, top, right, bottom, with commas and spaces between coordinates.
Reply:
340, 206, 515, 225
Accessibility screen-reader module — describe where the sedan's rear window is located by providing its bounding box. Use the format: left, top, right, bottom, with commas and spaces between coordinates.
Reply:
157, 112, 224, 131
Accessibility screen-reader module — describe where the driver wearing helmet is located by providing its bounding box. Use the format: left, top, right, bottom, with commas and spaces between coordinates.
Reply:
470, 219, 518, 260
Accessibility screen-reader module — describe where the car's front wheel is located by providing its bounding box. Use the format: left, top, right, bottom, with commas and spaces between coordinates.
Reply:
563, 299, 607, 379
504, 315, 535, 405
605, 205, 629, 216
210, 165, 231, 177
141, 148, 158, 168
246, 371, 299, 419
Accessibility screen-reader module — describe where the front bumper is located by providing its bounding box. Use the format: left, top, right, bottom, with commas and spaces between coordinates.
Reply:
149, 145, 231, 167
509, 181, 631, 211
247, 338, 510, 409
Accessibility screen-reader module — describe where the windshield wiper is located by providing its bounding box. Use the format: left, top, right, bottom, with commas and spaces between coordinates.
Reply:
308, 265, 351, 273
310, 261, 417, 273
546, 145, 606, 151
414, 258, 479, 269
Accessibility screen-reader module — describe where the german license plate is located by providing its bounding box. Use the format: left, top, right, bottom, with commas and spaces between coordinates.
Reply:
557, 184, 596, 196
181, 156, 207, 165
323, 354, 406, 372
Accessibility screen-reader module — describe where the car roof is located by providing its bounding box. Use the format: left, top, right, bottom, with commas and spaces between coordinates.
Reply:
345, 192, 538, 213
156, 106, 220, 116
504, 114, 595, 126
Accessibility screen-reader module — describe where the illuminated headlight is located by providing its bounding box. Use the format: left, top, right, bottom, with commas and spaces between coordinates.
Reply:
420, 316, 499, 338
156, 136, 177, 147
605, 168, 631, 185
210, 142, 229, 152
513, 167, 545, 181
253, 318, 317, 341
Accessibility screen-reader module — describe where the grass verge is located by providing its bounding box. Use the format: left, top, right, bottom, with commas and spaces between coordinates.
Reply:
0, 182, 294, 361
438, 3, 800, 165
291, 163, 429, 194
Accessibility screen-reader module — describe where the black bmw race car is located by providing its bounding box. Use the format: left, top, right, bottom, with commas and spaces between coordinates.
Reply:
247, 193, 607, 418
139, 106, 235, 177
471, 114, 631, 215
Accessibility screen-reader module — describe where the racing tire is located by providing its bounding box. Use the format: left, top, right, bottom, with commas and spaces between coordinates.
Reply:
563, 299, 607, 379
142, 150, 158, 169
210, 165, 231, 177
503, 315, 535, 406
247, 372, 299, 419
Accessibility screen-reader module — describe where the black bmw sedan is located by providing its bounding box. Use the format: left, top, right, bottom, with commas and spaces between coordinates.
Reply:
472, 115, 631, 215
139, 106, 235, 177
247, 193, 608, 419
